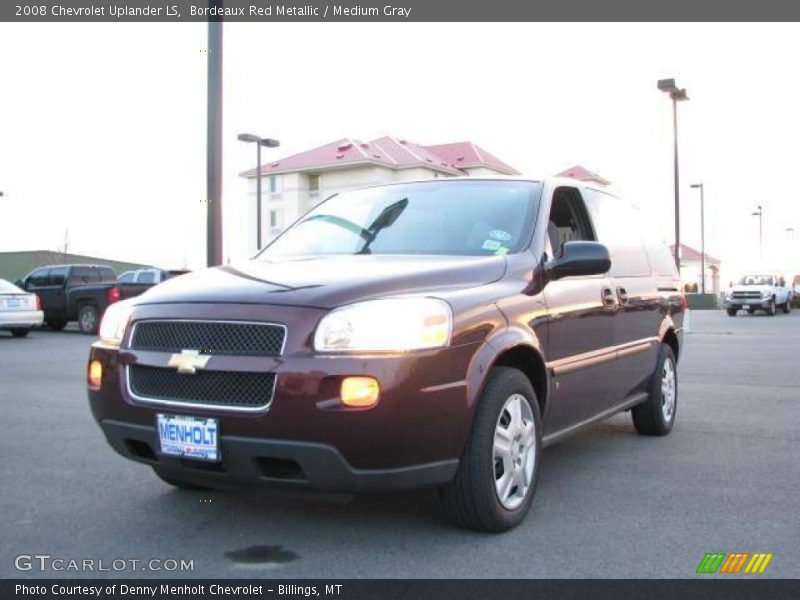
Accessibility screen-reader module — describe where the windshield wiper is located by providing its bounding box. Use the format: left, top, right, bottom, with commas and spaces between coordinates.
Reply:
357, 198, 409, 255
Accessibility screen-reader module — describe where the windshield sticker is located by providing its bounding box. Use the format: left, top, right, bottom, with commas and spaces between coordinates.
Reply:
494, 247, 509, 256
489, 229, 512, 241
482, 239, 502, 251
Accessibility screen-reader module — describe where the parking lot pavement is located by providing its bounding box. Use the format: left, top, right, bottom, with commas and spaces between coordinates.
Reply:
1, 310, 799, 579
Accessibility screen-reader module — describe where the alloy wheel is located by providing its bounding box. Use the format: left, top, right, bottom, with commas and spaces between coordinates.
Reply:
493, 393, 536, 510
661, 357, 677, 421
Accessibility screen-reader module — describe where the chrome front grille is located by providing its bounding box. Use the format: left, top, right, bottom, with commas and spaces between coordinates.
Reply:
128, 365, 276, 410
127, 319, 284, 411
130, 320, 286, 356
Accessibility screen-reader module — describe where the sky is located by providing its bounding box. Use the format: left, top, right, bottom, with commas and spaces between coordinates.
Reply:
1, 22, 799, 282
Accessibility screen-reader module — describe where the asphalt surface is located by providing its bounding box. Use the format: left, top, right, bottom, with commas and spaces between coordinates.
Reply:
1, 311, 799, 579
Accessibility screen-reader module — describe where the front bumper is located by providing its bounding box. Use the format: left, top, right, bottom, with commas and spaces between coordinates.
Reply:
0, 310, 43, 329
99, 419, 458, 491
88, 302, 479, 492
725, 299, 771, 310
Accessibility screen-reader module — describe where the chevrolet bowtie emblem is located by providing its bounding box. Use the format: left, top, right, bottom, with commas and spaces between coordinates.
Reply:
168, 349, 211, 374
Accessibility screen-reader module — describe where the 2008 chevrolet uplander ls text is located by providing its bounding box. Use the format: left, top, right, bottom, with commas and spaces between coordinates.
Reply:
88, 177, 683, 531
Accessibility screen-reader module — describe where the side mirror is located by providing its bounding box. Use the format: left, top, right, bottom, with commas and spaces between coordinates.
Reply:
14, 279, 24, 288
546, 241, 611, 280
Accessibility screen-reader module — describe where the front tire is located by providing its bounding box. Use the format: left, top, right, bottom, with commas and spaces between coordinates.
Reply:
726, 308, 737, 317
632, 344, 677, 436
782, 301, 790, 314
439, 367, 541, 532
766, 299, 776, 316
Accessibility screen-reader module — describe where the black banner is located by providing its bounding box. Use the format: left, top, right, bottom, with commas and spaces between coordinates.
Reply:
4, 0, 800, 22
4, 580, 800, 600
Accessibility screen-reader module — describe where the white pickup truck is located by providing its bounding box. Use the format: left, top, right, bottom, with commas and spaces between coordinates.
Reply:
724, 274, 792, 316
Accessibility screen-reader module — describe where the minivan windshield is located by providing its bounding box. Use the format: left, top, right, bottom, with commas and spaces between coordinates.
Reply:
259, 180, 541, 258
738, 275, 774, 286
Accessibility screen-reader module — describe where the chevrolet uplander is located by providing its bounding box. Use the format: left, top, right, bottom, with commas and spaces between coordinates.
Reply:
88, 178, 684, 531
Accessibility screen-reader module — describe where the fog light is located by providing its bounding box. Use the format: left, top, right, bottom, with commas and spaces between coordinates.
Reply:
340, 376, 379, 408
88, 360, 103, 389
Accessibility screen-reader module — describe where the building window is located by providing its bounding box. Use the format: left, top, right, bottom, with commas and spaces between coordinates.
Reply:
308, 173, 320, 192
269, 175, 278, 194
270, 209, 283, 229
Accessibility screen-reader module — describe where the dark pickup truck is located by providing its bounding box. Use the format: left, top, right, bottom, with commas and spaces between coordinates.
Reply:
16, 264, 161, 334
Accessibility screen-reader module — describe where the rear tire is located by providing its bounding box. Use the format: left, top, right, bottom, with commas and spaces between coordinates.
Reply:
632, 344, 677, 436
153, 468, 213, 491
439, 367, 541, 532
78, 304, 99, 334
726, 308, 737, 317
46, 319, 67, 331
10, 328, 30, 338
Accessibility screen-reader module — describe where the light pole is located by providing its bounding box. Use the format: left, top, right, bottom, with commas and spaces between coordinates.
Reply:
207, 16, 223, 267
657, 78, 689, 272
238, 134, 280, 249
690, 183, 706, 294
752, 205, 763, 260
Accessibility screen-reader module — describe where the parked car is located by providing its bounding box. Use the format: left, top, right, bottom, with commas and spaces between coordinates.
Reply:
15, 264, 182, 334
88, 177, 684, 532
0, 278, 43, 337
117, 268, 190, 286
723, 274, 792, 316
16, 264, 119, 334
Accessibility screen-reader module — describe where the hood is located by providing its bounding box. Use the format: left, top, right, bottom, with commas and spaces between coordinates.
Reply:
136, 255, 507, 309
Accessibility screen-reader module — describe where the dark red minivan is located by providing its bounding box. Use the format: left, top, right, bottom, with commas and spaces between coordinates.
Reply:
88, 178, 683, 531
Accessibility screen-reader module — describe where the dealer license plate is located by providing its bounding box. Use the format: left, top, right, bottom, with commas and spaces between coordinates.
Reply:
743, 304, 750, 310
156, 414, 219, 462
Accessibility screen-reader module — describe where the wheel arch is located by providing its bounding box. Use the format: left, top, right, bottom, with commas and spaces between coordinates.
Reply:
661, 327, 680, 363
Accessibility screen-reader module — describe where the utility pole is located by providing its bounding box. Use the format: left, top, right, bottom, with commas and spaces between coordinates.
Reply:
657, 78, 689, 272
206, 15, 223, 267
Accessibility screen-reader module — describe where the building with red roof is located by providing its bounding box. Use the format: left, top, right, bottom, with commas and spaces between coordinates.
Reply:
554, 165, 611, 186
670, 243, 721, 294
240, 135, 519, 251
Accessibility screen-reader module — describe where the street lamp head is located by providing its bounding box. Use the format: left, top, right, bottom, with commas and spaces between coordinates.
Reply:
690, 183, 703, 189
672, 88, 689, 102
259, 138, 280, 148
237, 133, 260, 143
657, 78, 688, 101
657, 78, 678, 93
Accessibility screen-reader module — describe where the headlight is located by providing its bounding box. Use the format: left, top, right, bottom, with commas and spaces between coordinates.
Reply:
761, 290, 772, 299
314, 298, 453, 352
98, 299, 135, 346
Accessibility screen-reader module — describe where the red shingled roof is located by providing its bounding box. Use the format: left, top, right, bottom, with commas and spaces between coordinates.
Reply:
240, 136, 517, 177
422, 141, 520, 176
670, 244, 720, 264
555, 165, 610, 185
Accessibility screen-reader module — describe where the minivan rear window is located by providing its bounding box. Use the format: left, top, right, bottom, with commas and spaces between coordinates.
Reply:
260, 180, 542, 258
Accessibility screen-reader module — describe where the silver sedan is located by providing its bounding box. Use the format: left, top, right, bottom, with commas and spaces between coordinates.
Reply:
0, 279, 43, 337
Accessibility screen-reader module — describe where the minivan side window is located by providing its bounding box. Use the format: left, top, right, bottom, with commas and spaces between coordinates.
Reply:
583, 189, 651, 277
118, 271, 136, 283
545, 187, 597, 259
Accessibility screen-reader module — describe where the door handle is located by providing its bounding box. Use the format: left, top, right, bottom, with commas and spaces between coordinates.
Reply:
601, 287, 617, 308
616, 286, 629, 306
